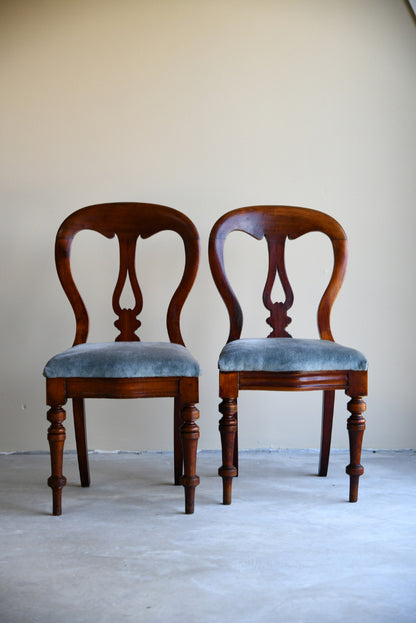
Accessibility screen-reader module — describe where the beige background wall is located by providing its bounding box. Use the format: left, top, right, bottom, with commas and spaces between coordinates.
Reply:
1, 0, 415, 452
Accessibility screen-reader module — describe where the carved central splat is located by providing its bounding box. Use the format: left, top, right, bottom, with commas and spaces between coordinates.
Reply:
263, 235, 294, 338
112, 236, 143, 341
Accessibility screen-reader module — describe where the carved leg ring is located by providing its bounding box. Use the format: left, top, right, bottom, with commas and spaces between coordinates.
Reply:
346, 396, 366, 503
47, 405, 67, 516
218, 398, 238, 505
180, 403, 200, 514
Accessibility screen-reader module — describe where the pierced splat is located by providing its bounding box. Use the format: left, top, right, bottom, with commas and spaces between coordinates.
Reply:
112, 235, 143, 341
263, 235, 294, 338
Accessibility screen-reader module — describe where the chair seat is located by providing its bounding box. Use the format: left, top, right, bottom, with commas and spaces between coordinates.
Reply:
43, 342, 201, 379
218, 338, 367, 373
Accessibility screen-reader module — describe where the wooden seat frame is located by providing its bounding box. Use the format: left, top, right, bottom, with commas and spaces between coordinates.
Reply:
209, 206, 368, 505
46, 203, 200, 515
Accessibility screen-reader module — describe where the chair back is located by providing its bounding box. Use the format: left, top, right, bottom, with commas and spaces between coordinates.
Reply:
209, 206, 347, 343
55, 202, 199, 346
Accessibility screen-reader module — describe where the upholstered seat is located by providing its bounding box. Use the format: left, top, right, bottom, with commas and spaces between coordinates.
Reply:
44, 342, 201, 379
219, 338, 367, 373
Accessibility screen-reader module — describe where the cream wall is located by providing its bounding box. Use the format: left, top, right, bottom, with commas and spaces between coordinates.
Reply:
1, 0, 415, 452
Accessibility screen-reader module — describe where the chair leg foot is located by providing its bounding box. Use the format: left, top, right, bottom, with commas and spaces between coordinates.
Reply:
184, 487, 196, 515
218, 398, 238, 505
47, 481, 65, 516
346, 396, 366, 502
47, 405, 67, 516
348, 475, 360, 503
221, 475, 234, 505
180, 402, 200, 514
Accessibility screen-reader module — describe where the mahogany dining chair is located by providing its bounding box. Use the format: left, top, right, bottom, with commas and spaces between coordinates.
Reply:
43, 203, 200, 515
209, 206, 368, 505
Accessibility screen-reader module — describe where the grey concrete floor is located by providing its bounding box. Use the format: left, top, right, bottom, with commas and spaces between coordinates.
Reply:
0, 450, 415, 623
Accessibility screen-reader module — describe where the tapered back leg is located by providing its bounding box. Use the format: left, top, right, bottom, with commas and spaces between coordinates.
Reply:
174, 396, 184, 486
319, 390, 335, 477
73, 397, 90, 487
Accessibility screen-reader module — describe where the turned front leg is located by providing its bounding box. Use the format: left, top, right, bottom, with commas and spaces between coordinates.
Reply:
180, 403, 200, 514
346, 396, 366, 502
218, 398, 238, 505
47, 405, 67, 515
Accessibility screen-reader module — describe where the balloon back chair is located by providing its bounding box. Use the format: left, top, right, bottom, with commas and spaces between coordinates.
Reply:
43, 203, 200, 515
209, 206, 368, 505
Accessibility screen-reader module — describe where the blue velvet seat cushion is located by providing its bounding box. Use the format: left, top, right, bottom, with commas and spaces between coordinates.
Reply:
43, 342, 200, 378
218, 338, 367, 372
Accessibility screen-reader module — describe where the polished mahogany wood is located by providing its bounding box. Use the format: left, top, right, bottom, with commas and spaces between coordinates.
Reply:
46, 203, 200, 515
209, 206, 368, 505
